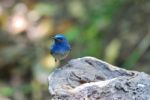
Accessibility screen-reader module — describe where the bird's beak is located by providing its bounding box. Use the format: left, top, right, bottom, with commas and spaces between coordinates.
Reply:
50, 36, 55, 40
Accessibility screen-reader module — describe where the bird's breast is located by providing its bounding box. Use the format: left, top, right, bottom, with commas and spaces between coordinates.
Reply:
51, 50, 70, 60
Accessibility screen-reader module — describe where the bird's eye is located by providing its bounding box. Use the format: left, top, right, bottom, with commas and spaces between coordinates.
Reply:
56, 38, 63, 42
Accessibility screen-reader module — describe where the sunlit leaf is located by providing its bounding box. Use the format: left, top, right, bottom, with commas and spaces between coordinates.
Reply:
34, 3, 57, 16
105, 39, 121, 64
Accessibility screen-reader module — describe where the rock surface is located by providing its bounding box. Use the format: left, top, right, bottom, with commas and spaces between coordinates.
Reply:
48, 57, 150, 100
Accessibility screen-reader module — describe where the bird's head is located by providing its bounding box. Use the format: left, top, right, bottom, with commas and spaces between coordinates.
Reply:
52, 34, 68, 44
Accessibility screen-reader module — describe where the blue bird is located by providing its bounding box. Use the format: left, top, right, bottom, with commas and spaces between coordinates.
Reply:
50, 34, 71, 61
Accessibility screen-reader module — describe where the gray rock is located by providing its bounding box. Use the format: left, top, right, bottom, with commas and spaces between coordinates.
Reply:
48, 57, 150, 100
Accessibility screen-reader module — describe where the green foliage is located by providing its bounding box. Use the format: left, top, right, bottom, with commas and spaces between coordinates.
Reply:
123, 51, 141, 69
20, 84, 32, 94
76, 0, 125, 59
66, 26, 80, 42
0, 86, 14, 97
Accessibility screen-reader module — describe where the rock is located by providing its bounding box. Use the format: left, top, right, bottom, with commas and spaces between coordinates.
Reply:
48, 57, 150, 100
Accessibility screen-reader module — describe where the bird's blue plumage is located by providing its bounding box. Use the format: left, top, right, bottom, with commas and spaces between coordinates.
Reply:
50, 34, 71, 60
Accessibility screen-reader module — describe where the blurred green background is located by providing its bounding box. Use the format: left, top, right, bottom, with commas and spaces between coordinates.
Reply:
0, 0, 150, 100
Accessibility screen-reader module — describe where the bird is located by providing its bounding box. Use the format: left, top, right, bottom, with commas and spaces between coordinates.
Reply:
50, 34, 71, 62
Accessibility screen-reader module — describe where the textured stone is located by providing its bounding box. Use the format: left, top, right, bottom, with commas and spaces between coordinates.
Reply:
48, 57, 150, 100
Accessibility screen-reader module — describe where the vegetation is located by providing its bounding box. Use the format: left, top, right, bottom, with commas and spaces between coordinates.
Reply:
0, 0, 149, 99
